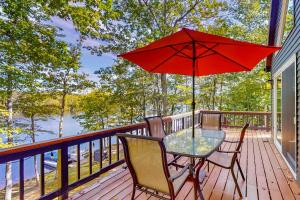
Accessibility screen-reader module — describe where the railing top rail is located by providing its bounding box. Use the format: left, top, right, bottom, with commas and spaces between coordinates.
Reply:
0, 110, 270, 158
201, 110, 271, 115
0, 121, 145, 157
169, 110, 201, 120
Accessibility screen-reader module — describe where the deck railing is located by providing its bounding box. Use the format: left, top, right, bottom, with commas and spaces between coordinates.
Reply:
0, 110, 271, 200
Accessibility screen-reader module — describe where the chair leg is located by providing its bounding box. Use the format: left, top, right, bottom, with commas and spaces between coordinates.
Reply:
207, 161, 210, 172
193, 179, 198, 200
236, 160, 245, 181
231, 168, 243, 198
131, 184, 136, 200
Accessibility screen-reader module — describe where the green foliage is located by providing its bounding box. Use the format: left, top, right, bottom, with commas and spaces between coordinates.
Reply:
0, 0, 273, 136
76, 89, 116, 131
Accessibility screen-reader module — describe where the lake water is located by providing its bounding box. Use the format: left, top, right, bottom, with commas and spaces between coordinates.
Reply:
0, 115, 84, 189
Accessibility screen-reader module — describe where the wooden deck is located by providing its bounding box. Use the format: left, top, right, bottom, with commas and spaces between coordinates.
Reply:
69, 129, 300, 200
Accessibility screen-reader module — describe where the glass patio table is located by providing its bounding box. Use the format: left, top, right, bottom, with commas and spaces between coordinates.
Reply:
164, 128, 225, 200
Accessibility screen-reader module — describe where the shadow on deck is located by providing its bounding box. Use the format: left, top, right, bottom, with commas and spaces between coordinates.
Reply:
69, 129, 300, 200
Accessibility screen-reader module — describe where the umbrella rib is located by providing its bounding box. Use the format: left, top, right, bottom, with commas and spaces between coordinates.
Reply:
197, 52, 216, 59
118, 41, 192, 57
196, 42, 251, 71
196, 44, 219, 58
149, 44, 190, 72
176, 54, 192, 59
169, 46, 192, 59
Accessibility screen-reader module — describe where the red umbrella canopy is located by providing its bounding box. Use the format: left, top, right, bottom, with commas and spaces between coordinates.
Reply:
119, 28, 281, 76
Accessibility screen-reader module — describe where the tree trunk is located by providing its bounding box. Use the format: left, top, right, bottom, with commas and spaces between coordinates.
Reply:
31, 115, 40, 185
5, 75, 13, 200
219, 77, 224, 110
5, 163, 12, 200
161, 74, 168, 116
58, 91, 66, 138
211, 78, 217, 110
155, 74, 161, 115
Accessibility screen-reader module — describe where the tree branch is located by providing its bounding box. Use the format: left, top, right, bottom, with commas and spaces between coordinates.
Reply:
140, 0, 164, 34
172, 0, 200, 30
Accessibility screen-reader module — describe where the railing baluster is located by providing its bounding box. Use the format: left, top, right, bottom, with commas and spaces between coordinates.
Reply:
77, 144, 80, 180
89, 141, 93, 175
40, 153, 45, 196
99, 139, 103, 169
109, 137, 112, 164
117, 136, 120, 161
19, 158, 24, 200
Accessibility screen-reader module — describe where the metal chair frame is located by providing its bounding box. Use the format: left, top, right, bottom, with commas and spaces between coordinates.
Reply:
207, 123, 249, 198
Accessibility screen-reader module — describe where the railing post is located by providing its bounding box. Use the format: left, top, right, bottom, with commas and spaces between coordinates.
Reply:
57, 147, 69, 199
19, 158, 24, 200
40, 153, 45, 196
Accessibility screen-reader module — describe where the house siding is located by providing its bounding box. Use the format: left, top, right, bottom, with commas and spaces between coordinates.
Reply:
297, 51, 300, 181
272, 1, 300, 72
271, 0, 300, 182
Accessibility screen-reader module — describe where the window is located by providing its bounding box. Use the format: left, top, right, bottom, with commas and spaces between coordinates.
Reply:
275, 75, 282, 145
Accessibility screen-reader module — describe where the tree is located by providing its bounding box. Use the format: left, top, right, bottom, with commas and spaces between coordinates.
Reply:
76, 89, 116, 131
0, 0, 116, 198
96, 62, 152, 124
15, 92, 58, 185
0, 1, 68, 198
43, 45, 93, 138
88, 0, 227, 116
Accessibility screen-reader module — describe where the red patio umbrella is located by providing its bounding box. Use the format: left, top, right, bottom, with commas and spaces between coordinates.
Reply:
119, 28, 280, 137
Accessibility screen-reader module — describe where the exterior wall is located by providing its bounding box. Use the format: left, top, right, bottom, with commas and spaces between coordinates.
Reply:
297, 51, 300, 181
271, 0, 300, 182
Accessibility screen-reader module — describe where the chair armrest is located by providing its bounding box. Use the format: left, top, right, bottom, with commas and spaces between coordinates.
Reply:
223, 139, 239, 143
168, 164, 190, 182
217, 150, 240, 154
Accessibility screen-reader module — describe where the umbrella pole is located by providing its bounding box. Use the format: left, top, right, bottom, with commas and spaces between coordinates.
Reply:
192, 41, 196, 138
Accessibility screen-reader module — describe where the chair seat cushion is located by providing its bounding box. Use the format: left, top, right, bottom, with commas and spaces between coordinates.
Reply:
207, 151, 233, 168
169, 168, 190, 194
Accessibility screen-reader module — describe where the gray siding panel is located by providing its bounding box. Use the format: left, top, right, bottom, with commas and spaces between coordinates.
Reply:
271, 0, 300, 181
272, 0, 300, 74
297, 51, 300, 179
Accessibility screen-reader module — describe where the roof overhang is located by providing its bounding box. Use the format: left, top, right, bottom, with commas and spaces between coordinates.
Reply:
266, 0, 280, 72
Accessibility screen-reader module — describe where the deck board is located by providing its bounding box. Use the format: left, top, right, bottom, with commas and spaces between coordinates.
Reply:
69, 129, 300, 200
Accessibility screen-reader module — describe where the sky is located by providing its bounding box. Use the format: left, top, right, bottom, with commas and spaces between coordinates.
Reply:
52, 17, 116, 81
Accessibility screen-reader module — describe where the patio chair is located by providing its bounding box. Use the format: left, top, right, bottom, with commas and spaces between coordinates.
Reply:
200, 112, 222, 130
207, 123, 249, 198
144, 116, 167, 138
117, 134, 191, 200
144, 116, 181, 165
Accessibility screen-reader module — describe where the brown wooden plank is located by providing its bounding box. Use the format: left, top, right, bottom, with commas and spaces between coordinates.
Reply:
257, 130, 283, 200
268, 140, 300, 199
252, 130, 270, 200
89, 173, 131, 200
69, 168, 129, 200
246, 130, 258, 200
264, 138, 295, 200
100, 178, 133, 200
